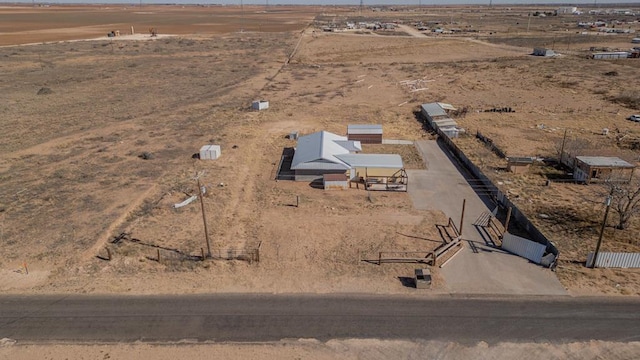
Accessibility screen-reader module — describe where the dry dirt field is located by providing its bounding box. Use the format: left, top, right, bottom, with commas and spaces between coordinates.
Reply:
1, 4, 640, 298
3, 4, 640, 359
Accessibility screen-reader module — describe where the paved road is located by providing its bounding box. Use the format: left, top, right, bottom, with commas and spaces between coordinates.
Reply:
408, 140, 566, 295
1, 294, 639, 343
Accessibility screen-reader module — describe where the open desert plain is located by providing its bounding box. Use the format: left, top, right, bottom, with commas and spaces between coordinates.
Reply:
1, 3, 640, 359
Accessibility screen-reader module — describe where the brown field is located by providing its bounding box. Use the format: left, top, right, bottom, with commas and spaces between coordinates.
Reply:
1, 4, 640, 300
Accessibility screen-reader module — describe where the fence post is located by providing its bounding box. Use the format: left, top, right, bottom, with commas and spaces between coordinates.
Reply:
504, 207, 512, 236
201, 247, 205, 261
378, 252, 382, 265
296, 195, 299, 208
157, 249, 161, 263
106, 247, 112, 261
459, 199, 466, 236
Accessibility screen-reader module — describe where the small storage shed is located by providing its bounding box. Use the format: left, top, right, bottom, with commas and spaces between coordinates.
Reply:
573, 156, 635, 184
414, 268, 431, 289
507, 157, 534, 174
347, 124, 383, 144
199, 145, 221, 160
323, 173, 348, 190
252, 100, 269, 110
533, 48, 555, 57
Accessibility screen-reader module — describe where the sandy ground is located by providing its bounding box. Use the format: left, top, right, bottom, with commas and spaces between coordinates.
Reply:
2, 5, 640, 359
0, 4, 639, 300
1, 340, 640, 360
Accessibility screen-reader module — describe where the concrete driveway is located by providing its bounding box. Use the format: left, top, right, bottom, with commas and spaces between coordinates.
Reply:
408, 140, 566, 295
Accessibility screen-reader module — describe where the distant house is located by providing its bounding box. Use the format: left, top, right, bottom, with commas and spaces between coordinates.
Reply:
533, 48, 555, 57
573, 156, 636, 184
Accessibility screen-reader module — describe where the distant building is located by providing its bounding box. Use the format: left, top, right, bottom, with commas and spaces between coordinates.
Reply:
420, 102, 464, 138
556, 7, 578, 15
507, 157, 534, 174
573, 156, 636, 184
533, 48, 555, 57
591, 52, 629, 60
252, 100, 269, 110
199, 145, 221, 160
347, 124, 383, 144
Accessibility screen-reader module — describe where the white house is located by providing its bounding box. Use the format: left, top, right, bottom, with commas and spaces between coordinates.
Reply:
556, 7, 577, 15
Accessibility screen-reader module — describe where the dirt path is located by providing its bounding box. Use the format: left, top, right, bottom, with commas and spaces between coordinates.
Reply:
82, 183, 160, 261
397, 24, 427, 38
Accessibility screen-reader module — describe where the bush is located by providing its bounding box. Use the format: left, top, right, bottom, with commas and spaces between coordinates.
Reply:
611, 91, 640, 110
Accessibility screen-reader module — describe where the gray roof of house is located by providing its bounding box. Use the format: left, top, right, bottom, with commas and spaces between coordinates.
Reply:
348, 124, 383, 135
335, 154, 404, 168
291, 131, 361, 171
576, 156, 635, 168
421, 103, 448, 117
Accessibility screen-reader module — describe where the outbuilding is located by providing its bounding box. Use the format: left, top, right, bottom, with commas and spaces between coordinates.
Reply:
533, 48, 555, 57
507, 157, 534, 174
573, 156, 635, 184
420, 102, 464, 138
347, 124, 383, 144
199, 145, 221, 160
252, 100, 269, 110
591, 52, 629, 60
323, 173, 349, 190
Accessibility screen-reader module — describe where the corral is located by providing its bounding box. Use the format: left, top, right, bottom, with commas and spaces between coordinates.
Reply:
1, 4, 640, 298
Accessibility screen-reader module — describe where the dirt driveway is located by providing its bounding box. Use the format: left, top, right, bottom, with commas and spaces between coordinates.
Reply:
408, 140, 567, 295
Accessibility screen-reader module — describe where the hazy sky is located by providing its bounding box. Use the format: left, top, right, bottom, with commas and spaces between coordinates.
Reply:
1, 0, 639, 5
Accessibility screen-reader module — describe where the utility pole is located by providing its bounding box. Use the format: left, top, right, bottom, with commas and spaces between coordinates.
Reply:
195, 172, 212, 258
559, 128, 568, 166
591, 190, 613, 268
527, 13, 531, 33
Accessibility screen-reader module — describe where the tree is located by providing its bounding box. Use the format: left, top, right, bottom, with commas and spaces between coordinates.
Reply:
604, 177, 640, 230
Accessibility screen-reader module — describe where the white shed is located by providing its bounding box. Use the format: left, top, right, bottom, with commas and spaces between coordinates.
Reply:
199, 145, 221, 160
252, 100, 269, 110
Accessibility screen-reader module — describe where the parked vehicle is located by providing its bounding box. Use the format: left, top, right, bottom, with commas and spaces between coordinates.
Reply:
628, 114, 640, 122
